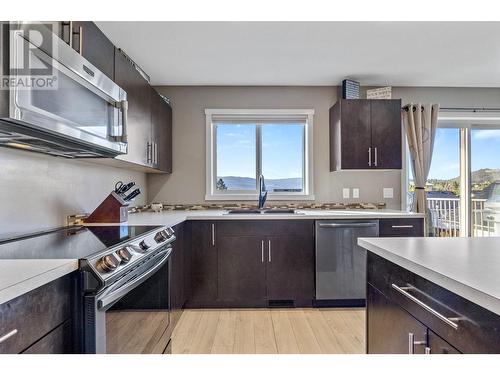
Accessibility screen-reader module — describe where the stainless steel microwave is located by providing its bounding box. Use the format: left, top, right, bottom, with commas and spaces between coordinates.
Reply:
0, 22, 128, 158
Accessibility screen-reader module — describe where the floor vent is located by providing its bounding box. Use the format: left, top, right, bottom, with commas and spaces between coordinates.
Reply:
268, 299, 295, 308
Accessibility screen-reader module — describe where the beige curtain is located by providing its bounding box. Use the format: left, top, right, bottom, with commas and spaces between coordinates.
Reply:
403, 103, 439, 214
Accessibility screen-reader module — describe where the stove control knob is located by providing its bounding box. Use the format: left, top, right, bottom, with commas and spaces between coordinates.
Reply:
154, 230, 168, 243
97, 254, 119, 272
139, 240, 150, 251
116, 247, 132, 263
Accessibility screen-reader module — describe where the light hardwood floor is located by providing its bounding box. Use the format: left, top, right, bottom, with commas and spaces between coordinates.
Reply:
171, 308, 365, 354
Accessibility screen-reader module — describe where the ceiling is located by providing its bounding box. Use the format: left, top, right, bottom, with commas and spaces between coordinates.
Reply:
96, 21, 500, 87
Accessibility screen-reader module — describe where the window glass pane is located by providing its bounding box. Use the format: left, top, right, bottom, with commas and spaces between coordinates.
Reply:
261, 123, 304, 193
426, 128, 461, 237
216, 124, 256, 191
471, 129, 500, 237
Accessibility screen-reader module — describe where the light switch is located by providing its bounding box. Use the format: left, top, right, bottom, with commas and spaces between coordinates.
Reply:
352, 188, 359, 199
383, 188, 394, 199
343, 188, 350, 199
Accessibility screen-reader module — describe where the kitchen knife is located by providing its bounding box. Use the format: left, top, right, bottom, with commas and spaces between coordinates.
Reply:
117, 181, 136, 195
124, 188, 141, 201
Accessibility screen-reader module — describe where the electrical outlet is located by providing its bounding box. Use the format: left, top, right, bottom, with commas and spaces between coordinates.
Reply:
343, 188, 350, 199
352, 188, 359, 199
383, 188, 394, 199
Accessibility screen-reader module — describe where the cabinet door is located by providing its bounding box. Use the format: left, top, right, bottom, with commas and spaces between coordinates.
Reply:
370, 100, 402, 169
71, 22, 115, 80
340, 99, 372, 169
114, 49, 151, 167
188, 221, 218, 305
427, 330, 461, 354
151, 89, 172, 173
217, 236, 266, 305
266, 234, 314, 306
367, 284, 427, 354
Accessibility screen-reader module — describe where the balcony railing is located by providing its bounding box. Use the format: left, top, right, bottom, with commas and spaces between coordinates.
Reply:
427, 197, 498, 237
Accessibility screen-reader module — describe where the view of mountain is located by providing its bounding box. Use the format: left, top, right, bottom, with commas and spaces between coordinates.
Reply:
217, 176, 302, 191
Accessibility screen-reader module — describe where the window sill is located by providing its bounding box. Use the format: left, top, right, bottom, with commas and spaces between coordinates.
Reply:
205, 194, 315, 201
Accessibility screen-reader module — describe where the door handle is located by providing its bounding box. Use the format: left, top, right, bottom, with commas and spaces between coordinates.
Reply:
147, 142, 152, 163
211, 223, 215, 246
268, 240, 271, 262
408, 332, 426, 354
368, 147, 372, 166
374, 147, 378, 167
119, 99, 128, 143
391, 225, 414, 229
261, 240, 264, 263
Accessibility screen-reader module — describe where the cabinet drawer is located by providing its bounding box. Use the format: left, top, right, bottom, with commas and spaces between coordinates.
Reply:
22, 320, 72, 354
379, 218, 424, 237
367, 253, 500, 353
0, 274, 73, 354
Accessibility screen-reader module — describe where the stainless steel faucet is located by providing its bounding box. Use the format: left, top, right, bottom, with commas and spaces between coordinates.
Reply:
258, 175, 267, 209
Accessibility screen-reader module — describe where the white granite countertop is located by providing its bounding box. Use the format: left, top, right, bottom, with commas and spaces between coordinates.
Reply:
0, 209, 422, 305
358, 237, 500, 316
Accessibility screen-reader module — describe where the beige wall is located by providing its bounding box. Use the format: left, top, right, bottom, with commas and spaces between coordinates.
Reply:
149, 86, 402, 208
149, 86, 500, 210
0, 148, 147, 238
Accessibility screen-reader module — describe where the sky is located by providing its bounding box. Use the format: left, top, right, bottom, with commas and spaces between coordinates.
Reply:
216, 123, 304, 180
425, 128, 500, 180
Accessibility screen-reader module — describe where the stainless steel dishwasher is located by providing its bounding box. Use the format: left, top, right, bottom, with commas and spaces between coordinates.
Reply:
315, 220, 379, 306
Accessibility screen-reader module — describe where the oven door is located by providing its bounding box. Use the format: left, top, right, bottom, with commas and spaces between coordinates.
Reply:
8, 23, 127, 156
87, 247, 172, 354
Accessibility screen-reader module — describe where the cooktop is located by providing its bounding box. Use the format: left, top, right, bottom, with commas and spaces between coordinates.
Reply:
0, 225, 162, 260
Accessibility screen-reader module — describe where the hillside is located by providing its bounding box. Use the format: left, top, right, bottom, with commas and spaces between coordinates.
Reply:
446, 168, 500, 184
217, 176, 302, 191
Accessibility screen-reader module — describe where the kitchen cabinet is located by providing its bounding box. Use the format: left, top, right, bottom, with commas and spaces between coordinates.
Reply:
186, 221, 218, 307
114, 48, 152, 167
0, 274, 74, 354
367, 252, 499, 353
186, 220, 314, 308
150, 88, 173, 173
330, 99, 402, 171
379, 218, 424, 237
67, 22, 115, 80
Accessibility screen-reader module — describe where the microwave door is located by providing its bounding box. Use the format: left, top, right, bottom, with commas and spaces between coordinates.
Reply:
10, 27, 127, 155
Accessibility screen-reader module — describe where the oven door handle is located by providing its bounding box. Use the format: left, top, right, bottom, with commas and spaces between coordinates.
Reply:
98, 248, 171, 309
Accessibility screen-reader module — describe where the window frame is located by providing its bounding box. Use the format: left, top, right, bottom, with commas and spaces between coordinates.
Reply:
205, 109, 315, 201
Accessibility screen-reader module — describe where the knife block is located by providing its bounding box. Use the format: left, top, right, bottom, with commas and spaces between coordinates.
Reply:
84, 191, 129, 223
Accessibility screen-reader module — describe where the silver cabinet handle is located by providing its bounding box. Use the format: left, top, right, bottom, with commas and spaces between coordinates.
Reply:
374, 147, 378, 166
211, 223, 215, 246
0, 329, 18, 344
147, 142, 152, 163
268, 240, 271, 262
408, 332, 426, 354
391, 225, 414, 229
368, 147, 372, 166
425, 347, 431, 354
318, 222, 377, 228
392, 284, 459, 330
78, 26, 83, 55
261, 240, 264, 263
154, 142, 158, 165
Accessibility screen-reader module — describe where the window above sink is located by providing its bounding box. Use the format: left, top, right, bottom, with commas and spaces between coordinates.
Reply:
205, 109, 315, 201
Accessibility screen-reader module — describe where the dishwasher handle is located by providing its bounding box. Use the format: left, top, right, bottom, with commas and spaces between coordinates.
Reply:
318, 222, 378, 229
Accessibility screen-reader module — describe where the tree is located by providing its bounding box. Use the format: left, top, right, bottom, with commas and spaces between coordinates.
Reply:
216, 178, 227, 191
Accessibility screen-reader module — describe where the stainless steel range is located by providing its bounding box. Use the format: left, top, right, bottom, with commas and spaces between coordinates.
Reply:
81, 225, 175, 354
0, 224, 175, 354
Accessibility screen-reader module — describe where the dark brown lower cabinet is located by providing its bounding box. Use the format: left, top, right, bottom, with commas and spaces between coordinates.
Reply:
266, 235, 314, 305
217, 236, 266, 306
0, 274, 74, 354
427, 330, 461, 354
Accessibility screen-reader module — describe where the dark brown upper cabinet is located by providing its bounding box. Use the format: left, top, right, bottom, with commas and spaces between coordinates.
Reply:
330, 99, 402, 171
150, 88, 173, 173
114, 48, 152, 167
59, 22, 115, 80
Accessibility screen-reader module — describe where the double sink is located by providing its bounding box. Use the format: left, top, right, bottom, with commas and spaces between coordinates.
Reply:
225, 209, 299, 215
